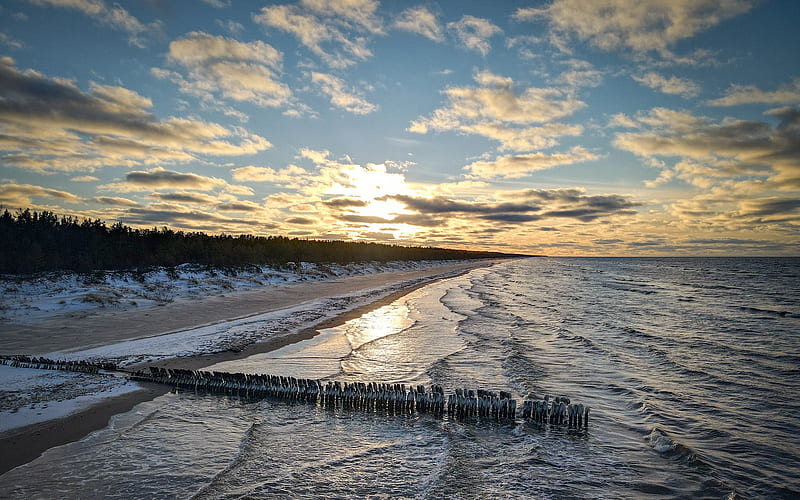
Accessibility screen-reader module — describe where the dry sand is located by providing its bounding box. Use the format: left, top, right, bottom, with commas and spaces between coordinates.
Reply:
0, 260, 499, 474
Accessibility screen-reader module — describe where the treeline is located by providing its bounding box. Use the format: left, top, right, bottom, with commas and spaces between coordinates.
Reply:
0, 209, 521, 274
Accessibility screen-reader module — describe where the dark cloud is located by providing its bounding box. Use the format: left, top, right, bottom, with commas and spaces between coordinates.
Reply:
285, 217, 315, 225
385, 194, 540, 214
126, 167, 226, 190
91, 196, 140, 207
629, 240, 664, 247
149, 192, 216, 204
686, 238, 769, 245
360, 231, 396, 241
323, 198, 369, 209
479, 214, 541, 222
740, 197, 800, 217
0, 57, 270, 172
119, 207, 261, 229
384, 190, 639, 225
339, 213, 443, 227
217, 202, 262, 212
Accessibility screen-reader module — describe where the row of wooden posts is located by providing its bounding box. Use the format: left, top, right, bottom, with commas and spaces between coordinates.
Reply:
0, 355, 117, 374
0, 355, 590, 428
131, 366, 590, 428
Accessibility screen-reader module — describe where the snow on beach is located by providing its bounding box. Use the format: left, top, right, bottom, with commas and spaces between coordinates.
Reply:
0, 260, 452, 324
0, 365, 139, 434
0, 260, 474, 434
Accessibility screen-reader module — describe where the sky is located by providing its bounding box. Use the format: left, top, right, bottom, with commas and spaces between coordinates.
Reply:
0, 0, 798, 256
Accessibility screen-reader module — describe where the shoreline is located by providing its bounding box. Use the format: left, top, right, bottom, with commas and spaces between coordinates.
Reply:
0, 260, 499, 475
0, 261, 497, 355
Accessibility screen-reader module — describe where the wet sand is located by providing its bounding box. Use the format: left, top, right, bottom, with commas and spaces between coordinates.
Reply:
0, 260, 498, 474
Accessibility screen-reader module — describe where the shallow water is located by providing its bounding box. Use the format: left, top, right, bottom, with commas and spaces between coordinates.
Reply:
2, 258, 799, 498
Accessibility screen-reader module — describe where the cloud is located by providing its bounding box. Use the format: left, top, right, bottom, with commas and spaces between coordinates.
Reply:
124, 167, 228, 191
0, 32, 24, 49
393, 6, 443, 42
632, 72, 700, 98
202, 0, 231, 7
446, 15, 502, 56
516, 0, 755, 59
149, 191, 219, 204
70, 175, 100, 182
217, 201, 263, 212
323, 197, 368, 209
339, 213, 443, 227
156, 31, 292, 108
253, 0, 382, 68
0, 57, 271, 172
384, 195, 539, 214
465, 146, 598, 179
0, 182, 83, 207
118, 206, 267, 232
91, 196, 139, 207
707, 79, 800, 106
285, 216, 315, 225
29, 0, 164, 47
508, 188, 641, 221
615, 106, 800, 224
231, 164, 308, 183
409, 70, 585, 151
310, 72, 378, 114
302, 0, 382, 33
382, 188, 639, 226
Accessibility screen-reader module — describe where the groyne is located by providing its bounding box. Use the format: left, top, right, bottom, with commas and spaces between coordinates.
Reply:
1, 356, 590, 428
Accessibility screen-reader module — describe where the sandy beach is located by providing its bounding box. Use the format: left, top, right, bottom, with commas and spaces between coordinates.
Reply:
0, 260, 496, 474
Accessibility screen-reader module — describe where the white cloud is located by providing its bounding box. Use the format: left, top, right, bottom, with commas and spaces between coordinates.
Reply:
156, 32, 292, 109
707, 79, 800, 106
516, 0, 755, 59
301, 0, 382, 34
70, 175, 100, 182
632, 72, 701, 98
393, 6, 443, 42
447, 15, 502, 56
409, 70, 585, 151
28, 0, 164, 47
202, 0, 231, 8
0, 32, 24, 49
231, 164, 309, 183
311, 72, 377, 114
253, 0, 382, 68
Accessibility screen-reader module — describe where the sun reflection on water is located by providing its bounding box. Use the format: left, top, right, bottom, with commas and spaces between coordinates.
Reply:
343, 302, 414, 351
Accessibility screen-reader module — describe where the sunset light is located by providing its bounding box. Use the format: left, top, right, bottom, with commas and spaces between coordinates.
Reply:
0, 0, 797, 255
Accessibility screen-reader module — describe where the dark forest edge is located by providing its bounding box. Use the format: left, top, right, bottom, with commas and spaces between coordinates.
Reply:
1, 209, 527, 274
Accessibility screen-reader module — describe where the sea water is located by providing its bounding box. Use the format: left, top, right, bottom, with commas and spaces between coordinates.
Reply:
2, 258, 798, 498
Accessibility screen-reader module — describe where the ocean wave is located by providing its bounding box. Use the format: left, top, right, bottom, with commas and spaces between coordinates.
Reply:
645, 427, 705, 467
736, 305, 797, 318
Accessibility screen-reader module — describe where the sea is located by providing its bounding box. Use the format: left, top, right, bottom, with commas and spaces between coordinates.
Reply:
1, 257, 798, 499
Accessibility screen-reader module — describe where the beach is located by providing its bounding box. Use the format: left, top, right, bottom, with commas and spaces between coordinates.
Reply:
1, 258, 798, 497
0, 260, 496, 474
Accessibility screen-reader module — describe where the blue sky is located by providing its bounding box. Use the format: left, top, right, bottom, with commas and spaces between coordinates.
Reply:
1, 0, 798, 255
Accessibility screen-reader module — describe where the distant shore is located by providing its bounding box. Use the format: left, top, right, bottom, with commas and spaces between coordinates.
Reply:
0, 259, 500, 474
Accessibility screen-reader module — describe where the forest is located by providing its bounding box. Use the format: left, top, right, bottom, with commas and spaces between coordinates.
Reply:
0, 209, 521, 274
